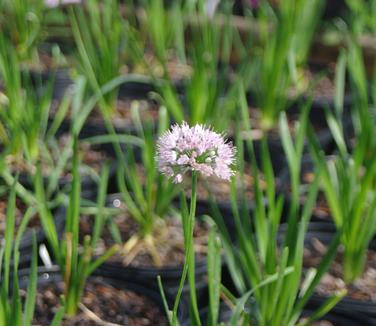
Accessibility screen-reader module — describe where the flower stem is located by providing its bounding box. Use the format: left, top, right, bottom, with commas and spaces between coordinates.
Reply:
170, 172, 201, 325
187, 172, 201, 325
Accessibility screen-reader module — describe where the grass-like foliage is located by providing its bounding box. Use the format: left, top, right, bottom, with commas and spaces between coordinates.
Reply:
0, 182, 38, 325
208, 85, 345, 325
69, 0, 124, 116
34, 138, 117, 318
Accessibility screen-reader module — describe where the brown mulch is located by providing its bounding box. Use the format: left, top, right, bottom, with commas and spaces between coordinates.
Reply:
28, 277, 168, 325
304, 238, 376, 301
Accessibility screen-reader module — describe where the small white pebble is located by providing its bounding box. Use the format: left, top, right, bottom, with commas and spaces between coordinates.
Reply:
113, 199, 121, 208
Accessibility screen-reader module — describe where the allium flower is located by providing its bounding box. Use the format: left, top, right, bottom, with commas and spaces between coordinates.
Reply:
205, 0, 220, 18
44, 0, 81, 8
156, 122, 236, 183
249, 0, 259, 8
247, 0, 259, 9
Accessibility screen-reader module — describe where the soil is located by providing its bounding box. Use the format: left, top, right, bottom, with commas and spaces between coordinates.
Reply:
288, 68, 337, 101
126, 50, 192, 82
80, 197, 210, 268
299, 171, 331, 220
27, 277, 168, 325
21, 50, 63, 73
304, 237, 376, 301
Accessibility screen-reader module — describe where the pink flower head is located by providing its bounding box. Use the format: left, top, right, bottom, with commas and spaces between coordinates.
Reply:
156, 122, 236, 183
205, 0, 220, 18
248, 0, 259, 9
45, 0, 81, 8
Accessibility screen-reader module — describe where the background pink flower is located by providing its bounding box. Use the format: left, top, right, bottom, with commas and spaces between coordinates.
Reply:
45, 0, 81, 8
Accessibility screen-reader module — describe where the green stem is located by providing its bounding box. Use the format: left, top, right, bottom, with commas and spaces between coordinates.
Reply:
343, 247, 365, 283
171, 172, 201, 326
187, 172, 201, 325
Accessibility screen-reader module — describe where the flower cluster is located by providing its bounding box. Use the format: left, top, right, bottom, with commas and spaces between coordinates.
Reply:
45, 0, 81, 8
156, 122, 236, 183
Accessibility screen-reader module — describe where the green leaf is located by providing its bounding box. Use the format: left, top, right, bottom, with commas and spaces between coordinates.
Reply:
268, 247, 289, 322
157, 276, 174, 326
46, 90, 72, 141
325, 112, 347, 158
279, 112, 296, 179
23, 232, 38, 326
2, 179, 17, 297
291, 232, 342, 319
334, 50, 346, 117
50, 306, 65, 326
87, 244, 118, 276
82, 134, 144, 148
91, 162, 110, 248
34, 165, 61, 265
230, 268, 294, 326
207, 227, 221, 326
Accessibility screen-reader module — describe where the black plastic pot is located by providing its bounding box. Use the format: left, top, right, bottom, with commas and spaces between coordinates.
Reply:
322, 0, 348, 20
309, 293, 376, 322
17, 266, 186, 324
302, 305, 375, 326
29, 69, 73, 101
294, 221, 376, 320
118, 79, 185, 100
97, 260, 209, 307
33, 69, 181, 107
32, 69, 163, 104
52, 195, 211, 307
235, 0, 348, 21
277, 220, 337, 246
